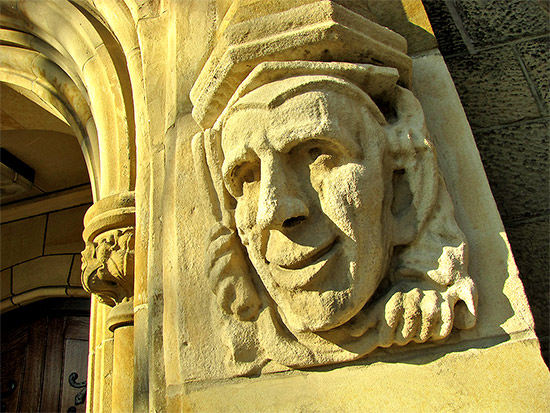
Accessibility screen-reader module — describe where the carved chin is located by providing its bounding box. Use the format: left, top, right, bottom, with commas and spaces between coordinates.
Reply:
275, 289, 364, 333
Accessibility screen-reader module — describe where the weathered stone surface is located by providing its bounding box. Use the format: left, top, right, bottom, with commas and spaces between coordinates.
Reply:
474, 119, 549, 221
454, 0, 550, 48
517, 36, 550, 116
192, 60, 478, 371
1, 268, 11, 300
3, 1, 549, 411
445, 46, 540, 129
507, 218, 550, 363
12, 255, 72, 294
183, 339, 550, 412
44, 205, 88, 254
81, 193, 135, 306
423, 1, 550, 369
0, 215, 46, 270
421, 0, 468, 55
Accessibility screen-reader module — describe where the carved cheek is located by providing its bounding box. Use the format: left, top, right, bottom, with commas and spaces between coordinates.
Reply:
311, 163, 367, 239
234, 182, 261, 237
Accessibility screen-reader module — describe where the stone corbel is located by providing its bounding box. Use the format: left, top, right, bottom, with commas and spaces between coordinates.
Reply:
81, 192, 135, 330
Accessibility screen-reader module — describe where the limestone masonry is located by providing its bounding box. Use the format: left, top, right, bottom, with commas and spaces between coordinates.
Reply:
0, 1, 548, 411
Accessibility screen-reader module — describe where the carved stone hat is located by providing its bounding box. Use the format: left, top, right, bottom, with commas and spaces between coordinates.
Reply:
214, 60, 401, 130
190, 0, 412, 129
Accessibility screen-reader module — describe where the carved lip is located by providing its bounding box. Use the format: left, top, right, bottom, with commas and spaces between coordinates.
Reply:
270, 238, 340, 289
280, 238, 338, 270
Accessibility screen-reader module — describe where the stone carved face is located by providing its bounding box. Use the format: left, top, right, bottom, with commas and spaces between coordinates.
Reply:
195, 68, 478, 372
221, 89, 392, 332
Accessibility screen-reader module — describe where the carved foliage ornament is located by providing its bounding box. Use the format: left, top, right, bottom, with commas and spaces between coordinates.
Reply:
81, 193, 135, 307
193, 60, 478, 375
81, 228, 134, 306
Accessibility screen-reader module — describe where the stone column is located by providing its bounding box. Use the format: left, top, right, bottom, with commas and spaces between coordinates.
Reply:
81, 192, 135, 412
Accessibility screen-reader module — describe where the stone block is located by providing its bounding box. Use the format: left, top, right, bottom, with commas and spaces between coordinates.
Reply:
69, 254, 83, 287
1, 268, 11, 300
12, 255, 72, 294
44, 205, 88, 254
422, 0, 468, 55
517, 36, 550, 116
0, 215, 47, 270
454, 0, 550, 48
445, 46, 540, 129
474, 119, 549, 221
507, 218, 550, 363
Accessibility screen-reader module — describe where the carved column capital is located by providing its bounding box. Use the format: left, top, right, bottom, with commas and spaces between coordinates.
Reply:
81, 192, 135, 308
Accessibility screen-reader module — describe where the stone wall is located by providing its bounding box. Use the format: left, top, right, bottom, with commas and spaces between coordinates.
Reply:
1, 203, 91, 311
423, 0, 549, 364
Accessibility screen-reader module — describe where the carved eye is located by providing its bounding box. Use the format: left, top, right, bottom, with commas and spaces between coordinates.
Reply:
230, 163, 260, 196
308, 146, 323, 161
305, 142, 338, 167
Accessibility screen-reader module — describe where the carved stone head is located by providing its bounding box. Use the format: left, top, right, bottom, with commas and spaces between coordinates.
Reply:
220, 75, 395, 333
193, 61, 477, 373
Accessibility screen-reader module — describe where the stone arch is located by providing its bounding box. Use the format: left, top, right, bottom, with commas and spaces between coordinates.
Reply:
0, 0, 137, 200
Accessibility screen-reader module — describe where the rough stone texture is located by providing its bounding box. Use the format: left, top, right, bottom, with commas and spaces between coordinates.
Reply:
44, 205, 89, 255
0, 215, 47, 270
12, 255, 73, 294
184, 339, 549, 412
445, 46, 540, 129
517, 36, 550, 116
454, 0, 550, 48
474, 120, 549, 221
507, 218, 550, 364
2, 1, 549, 410
1, 268, 11, 300
421, 0, 468, 55
423, 1, 550, 366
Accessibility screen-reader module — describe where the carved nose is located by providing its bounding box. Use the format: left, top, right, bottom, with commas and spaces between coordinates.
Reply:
256, 164, 308, 230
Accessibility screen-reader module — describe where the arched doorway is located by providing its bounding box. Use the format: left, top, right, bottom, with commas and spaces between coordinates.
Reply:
1, 78, 94, 412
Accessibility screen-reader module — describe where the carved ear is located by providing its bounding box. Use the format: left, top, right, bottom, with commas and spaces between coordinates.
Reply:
192, 130, 262, 321
385, 86, 439, 246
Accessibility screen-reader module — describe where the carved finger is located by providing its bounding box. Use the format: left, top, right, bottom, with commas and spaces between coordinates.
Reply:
384, 291, 404, 329
431, 295, 455, 340
395, 288, 422, 345
207, 222, 232, 241
379, 292, 403, 347
415, 290, 442, 343
209, 251, 233, 283
452, 281, 478, 330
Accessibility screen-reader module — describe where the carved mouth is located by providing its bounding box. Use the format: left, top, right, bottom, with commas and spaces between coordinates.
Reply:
280, 238, 338, 270
269, 238, 340, 290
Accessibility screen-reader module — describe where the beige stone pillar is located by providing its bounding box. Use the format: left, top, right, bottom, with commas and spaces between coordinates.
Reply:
107, 301, 134, 413
81, 193, 135, 411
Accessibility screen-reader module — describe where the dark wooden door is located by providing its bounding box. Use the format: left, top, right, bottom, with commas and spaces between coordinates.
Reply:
1, 299, 90, 412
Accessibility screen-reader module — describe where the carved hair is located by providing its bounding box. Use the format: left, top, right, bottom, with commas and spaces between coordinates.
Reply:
192, 62, 477, 374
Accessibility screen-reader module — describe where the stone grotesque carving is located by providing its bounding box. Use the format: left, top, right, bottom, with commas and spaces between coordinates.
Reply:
81, 193, 135, 307
189, 1, 478, 375
193, 60, 478, 374
82, 228, 134, 306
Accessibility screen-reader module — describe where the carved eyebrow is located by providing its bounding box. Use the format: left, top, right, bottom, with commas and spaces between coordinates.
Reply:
282, 126, 363, 159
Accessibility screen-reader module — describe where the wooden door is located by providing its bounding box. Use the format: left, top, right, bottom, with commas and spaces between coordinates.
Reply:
1, 299, 90, 412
